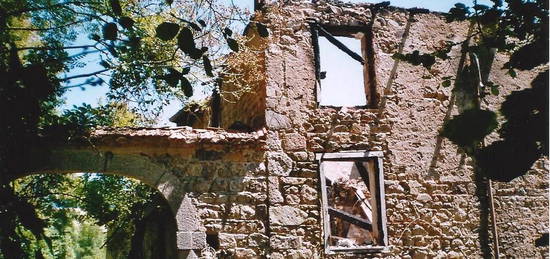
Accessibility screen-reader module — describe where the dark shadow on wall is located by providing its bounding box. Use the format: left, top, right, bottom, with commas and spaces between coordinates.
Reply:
376, 13, 413, 116
473, 168, 492, 259
376, 13, 494, 257
423, 21, 494, 258
425, 22, 475, 179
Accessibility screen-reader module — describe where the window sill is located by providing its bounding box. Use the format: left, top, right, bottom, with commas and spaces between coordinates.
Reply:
327, 246, 390, 254
317, 105, 379, 112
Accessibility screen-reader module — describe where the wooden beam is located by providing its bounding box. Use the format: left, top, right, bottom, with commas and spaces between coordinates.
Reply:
210, 88, 220, 127
315, 24, 365, 64
315, 151, 383, 160
355, 162, 371, 187
319, 163, 331, 253
328, 207, 372, 231
353, 161, 374, 223
374, 157, 389, 246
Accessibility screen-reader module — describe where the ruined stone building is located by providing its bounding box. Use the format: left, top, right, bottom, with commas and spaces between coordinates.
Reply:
23, 1, 548, 258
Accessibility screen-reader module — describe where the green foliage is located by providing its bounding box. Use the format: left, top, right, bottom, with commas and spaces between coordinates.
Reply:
393, 50, 436, 68
203, 55, 214, 77
222, 27, 241, 52
71, 221, 105, 259
155, 22, 180, 41
441, 76, 453, 88
103, 23, 118, 41
118, 17, 134, 30
226, 38, 239, 52
485, 81, 500, 96
446, 3, 471, 22
39, 102, 148, 143
12, 172, 168, 258
256, 22, 269, 37
181, 77, 193, 97
177, 26, 200, 59
9, 174, 103, 258
110, 0, 123, 17
159, 68, 183, 88
2, 0, 269, 120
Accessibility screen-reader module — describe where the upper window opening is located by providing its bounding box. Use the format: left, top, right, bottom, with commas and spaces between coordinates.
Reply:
319, 36, 367, 106
313, 24, 376, 108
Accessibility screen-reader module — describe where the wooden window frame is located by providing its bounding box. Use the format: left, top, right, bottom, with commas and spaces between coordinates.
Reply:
316, 151, 389, 254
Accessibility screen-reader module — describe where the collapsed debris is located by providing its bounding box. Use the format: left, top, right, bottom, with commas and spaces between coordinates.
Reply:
324, 161, 378, 247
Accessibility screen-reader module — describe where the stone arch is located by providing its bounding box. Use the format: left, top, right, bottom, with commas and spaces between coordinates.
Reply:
16, 147, 206, 258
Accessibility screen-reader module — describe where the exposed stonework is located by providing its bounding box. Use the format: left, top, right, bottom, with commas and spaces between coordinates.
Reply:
19, 1, 548, 258
255, 1, 547, 258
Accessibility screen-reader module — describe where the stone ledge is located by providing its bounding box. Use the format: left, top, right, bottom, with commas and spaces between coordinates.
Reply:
89, 127, 267, 147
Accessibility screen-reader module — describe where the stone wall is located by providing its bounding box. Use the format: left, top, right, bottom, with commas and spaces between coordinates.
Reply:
25, 127, 270, 259
90, 128, 271, 258
259, 1, 548, 258
220, 31, 268, 130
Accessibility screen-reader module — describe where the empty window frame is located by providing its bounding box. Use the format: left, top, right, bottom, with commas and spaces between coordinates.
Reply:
312, 24, 377, 108
316, 151, 388, 252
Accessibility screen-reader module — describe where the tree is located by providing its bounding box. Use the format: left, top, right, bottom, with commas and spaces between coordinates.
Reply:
13, 171, 173, 258
1, 0, 268, 257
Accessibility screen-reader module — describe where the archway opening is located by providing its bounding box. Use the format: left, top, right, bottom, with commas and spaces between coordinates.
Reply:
10, 172, 178, 259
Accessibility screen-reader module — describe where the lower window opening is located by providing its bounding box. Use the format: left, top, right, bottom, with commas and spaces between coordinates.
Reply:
318, 152, 388, 252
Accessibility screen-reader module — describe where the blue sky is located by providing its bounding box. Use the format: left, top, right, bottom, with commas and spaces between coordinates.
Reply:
62, 0, 487, 125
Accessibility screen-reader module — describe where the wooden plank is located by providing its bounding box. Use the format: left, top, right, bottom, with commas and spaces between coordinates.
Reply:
354, 188, 373, 223
328, 207, 372, 231
319, 163, 331, 253
310, 23, 322, 105
355, 161, 370, 186
375, 157, 389, 246
366, 160, 380, 243
354, 161, 374, 223
311, 24, 321, 82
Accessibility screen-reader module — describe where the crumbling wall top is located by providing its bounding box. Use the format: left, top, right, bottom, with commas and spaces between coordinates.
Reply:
90, 127, 267, 147
260, 0, 441, 17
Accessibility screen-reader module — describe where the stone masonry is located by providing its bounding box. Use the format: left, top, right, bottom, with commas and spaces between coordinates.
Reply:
22, 1, 548, 258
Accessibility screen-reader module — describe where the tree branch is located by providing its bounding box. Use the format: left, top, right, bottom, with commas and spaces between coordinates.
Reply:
67, 49, 104, 60
61, 69, 110, 81
6, 19, 88, 32
22, 192, 85, 202
14, 44, 97, 52
60, 7, 109, 24
7, 1, 89, 16
60, 82, 90, 90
